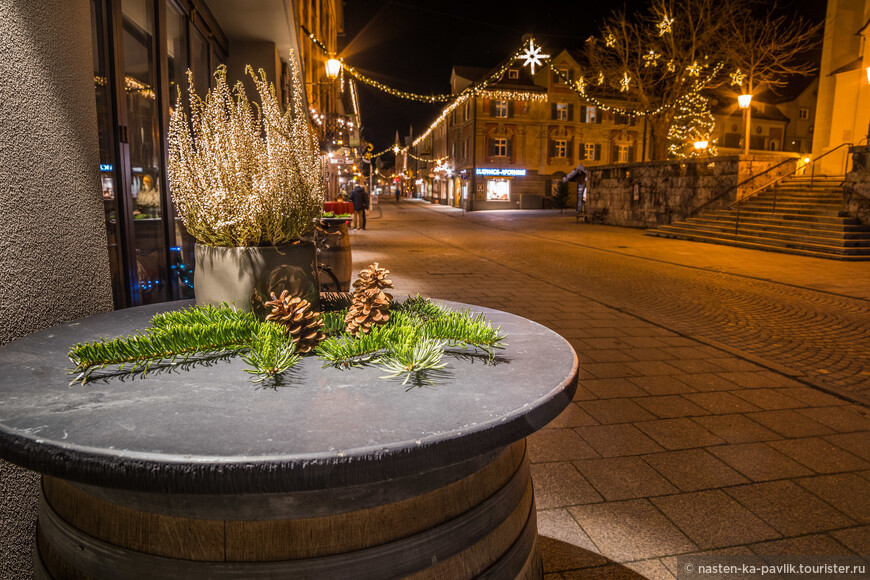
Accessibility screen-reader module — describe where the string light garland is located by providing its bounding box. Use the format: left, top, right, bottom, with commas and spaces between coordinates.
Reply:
303, 29, 734, 153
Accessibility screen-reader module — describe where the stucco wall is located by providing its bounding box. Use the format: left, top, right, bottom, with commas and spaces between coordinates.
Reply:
0, 1, 112, 577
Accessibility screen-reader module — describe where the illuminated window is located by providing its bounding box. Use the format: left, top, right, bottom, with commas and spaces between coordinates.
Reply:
554, 139, 567, 158
486, 178, 511, 201
584, 106, 597, 123
508, 69, 519, 79
555, 103, 569, 120
493, 138, 508, 157
585, 143, 597, 160
494, 100, 508, 118
618, 144, 630, 163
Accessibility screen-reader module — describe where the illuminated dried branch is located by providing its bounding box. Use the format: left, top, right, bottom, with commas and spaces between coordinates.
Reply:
168, 51, 325, 247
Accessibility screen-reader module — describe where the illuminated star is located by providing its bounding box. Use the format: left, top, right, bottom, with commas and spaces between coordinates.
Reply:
520, 39, 549, 75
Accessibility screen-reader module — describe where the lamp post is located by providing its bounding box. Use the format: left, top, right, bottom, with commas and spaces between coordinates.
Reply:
738, 93, 752, 156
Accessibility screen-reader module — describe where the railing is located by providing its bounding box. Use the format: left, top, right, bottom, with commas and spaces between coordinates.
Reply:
689, 156, 797, 219
731, 143, 852, 237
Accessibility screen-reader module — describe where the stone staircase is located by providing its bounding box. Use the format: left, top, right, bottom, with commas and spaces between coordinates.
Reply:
646, 175, 870, 260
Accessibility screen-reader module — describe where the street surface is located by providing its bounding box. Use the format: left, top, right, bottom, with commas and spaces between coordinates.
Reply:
350, 198, 870, 578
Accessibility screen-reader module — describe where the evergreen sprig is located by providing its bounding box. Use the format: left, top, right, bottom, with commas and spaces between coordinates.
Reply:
67, 297, 507, 386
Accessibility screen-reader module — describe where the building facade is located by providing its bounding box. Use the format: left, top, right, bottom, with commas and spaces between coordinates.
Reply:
409, 50, 650, 211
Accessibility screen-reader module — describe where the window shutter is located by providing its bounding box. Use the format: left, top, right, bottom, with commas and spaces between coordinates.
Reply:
507, 138, 513, 158
489, 138, 496, 157
595, 108, 603, 124
578, 142, 586, 160
628, 146, 635, 162
548, 140, 556, 158
568, 104, 574, 121
612, 144, 618, 162
580, 105, 587, 123
489, 100, 496, 117
551, 103, 557, 120
508, 101, 514, 118
566, 140, 574, 159
594, 143, 602, 161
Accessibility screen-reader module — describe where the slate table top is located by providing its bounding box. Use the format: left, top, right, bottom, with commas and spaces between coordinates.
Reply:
0, 300, 577, 494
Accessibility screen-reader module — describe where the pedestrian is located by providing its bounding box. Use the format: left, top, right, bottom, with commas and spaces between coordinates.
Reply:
395, 187, 400, 203
349, 182, 369, 230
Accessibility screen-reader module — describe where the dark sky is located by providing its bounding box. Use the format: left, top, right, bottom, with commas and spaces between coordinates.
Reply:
338, 0, 827, 159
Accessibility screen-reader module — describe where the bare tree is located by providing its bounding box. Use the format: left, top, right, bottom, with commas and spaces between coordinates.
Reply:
724, 10, 821, 154
584, 0, 820, 160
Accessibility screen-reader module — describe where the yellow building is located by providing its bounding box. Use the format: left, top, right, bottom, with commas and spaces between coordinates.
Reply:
813, 0, 870, 174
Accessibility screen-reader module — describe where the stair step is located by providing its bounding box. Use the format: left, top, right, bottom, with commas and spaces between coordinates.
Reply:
685, 218, 870, 237
706, 210, 855, 224
659, 223, 870, 247
646, 229, 870, 259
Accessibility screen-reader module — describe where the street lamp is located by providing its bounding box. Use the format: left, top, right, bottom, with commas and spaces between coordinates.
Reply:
693, 140, 709, 156
738, 93, 752, 156
325, 57, 342, 79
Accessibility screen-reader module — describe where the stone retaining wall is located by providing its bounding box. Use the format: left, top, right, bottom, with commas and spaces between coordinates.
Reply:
845, 146, 870, 224
585, 155, 799, 228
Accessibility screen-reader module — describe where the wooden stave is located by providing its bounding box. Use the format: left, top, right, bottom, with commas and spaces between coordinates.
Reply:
37, 441, 539, 579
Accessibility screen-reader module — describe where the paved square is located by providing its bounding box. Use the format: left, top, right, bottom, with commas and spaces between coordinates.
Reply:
350, 202, 870, 576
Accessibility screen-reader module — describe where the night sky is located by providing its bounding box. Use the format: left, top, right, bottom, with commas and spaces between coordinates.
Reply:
338, 0, 827, 160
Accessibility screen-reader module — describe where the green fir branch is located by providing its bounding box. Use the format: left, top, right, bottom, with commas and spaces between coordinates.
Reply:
321, 309, 348, 335
378, 337, 448, 385
68, 319, 256, 385
241, 322, 300, 382
149, 303, 256, 329
316, 324, 412, 367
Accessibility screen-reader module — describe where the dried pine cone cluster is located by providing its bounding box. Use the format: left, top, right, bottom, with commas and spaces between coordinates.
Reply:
264, 290, 325, 353
345, 263, 394, 337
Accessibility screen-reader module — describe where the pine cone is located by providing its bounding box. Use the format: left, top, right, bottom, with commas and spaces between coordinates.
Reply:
345, 262, 394, 337
264, 290, 325, 353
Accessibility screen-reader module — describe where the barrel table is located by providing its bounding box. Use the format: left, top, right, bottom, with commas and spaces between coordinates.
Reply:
0, 301, 577, 579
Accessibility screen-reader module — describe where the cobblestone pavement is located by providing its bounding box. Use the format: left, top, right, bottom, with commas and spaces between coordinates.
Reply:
350, 199, 870, 578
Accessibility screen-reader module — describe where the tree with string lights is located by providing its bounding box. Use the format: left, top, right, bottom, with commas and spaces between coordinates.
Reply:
584, 0, 820, 160
667, 91, 717, 158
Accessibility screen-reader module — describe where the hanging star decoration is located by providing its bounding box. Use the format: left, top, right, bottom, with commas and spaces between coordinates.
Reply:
597, 71, 605, 85
730, 68, 746, 87
604, 33, 616, 47
666, 60, 676, 73
620, 71, 631, 92
658, 15, 674, 36
576, 76, 587, 94
643, 50, 661, 68
686, 61, 702, 77
520, 39, 549, 75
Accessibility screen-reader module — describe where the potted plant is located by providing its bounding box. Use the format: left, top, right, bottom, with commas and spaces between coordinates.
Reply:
168, 52, 324, 317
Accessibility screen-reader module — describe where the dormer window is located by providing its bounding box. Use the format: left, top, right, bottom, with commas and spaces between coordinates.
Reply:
508, 69, 519, 79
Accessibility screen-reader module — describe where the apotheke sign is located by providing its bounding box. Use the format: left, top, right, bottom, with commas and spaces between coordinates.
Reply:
475, 168, 527, 177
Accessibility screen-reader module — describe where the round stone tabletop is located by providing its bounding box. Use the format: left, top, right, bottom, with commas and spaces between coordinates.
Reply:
0, 301, 577, 493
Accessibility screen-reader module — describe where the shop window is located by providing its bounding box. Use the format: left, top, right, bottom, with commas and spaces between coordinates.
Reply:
486, 178, 511, 201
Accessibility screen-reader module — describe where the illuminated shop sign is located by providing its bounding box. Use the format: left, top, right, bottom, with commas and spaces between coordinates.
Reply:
475, 168, 526, 177
100, 164, 113, 172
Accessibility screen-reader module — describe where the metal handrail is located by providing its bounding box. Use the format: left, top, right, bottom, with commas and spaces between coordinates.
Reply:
731, 142, 853, 237
689, 156, 797, 218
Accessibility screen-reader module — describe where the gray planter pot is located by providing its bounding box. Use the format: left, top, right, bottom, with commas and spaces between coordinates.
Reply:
194, 242, 320, 318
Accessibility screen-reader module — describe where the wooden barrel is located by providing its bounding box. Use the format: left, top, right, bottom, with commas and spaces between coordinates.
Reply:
318, 219, 352, 292
35, 440, 541, 579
